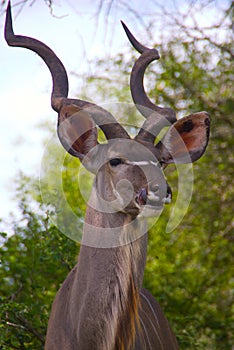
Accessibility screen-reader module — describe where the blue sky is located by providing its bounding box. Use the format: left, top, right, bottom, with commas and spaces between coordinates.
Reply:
0, 0, 130, 228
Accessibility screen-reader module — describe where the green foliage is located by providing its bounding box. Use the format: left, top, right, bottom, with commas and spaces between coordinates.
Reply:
0, 177, 78, 349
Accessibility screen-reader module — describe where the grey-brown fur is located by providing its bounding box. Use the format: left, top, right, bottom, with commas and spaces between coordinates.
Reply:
5, 4, 210, 349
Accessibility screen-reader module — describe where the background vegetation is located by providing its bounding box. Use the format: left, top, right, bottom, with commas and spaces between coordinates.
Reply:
0, 1, 233, 349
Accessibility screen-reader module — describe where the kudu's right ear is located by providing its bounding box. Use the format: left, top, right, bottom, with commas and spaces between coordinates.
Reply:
57, 104, 98, 161
156, 112, 210, 165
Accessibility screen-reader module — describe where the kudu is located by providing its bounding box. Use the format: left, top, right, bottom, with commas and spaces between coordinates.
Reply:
5, 2, 210, 349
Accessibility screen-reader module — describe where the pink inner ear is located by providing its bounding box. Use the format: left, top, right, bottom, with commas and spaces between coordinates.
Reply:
69, 111, 97, 154
158, 112, 210, 164
58, 105, 98, 158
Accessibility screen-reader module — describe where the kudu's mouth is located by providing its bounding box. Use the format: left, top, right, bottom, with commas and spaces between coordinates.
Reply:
135, 186, 172, 211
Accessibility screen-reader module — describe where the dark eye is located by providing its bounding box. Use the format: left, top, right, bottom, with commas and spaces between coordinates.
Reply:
109, 158, 123, 166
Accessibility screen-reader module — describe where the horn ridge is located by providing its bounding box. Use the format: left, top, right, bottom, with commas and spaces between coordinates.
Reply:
122, 21, 177, 142
121, 21, 149, 54
4, 1, 130, 140
4, 1, 68, 112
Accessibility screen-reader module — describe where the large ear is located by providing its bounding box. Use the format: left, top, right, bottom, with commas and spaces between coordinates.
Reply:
156, 112, 210, 164
57, 104, 98, 160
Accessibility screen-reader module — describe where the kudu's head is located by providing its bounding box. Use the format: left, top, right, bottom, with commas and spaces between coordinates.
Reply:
5, 2, 210, 221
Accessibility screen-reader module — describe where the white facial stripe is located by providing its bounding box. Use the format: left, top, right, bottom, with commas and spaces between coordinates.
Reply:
126, 160, 160, 167
126, 161, 149, 166
150, 160, 160, 167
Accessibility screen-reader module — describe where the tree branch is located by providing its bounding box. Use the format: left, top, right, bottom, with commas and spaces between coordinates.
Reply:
15, 314, 45, 344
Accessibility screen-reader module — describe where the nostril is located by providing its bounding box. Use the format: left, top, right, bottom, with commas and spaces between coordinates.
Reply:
151, 183, 159, 192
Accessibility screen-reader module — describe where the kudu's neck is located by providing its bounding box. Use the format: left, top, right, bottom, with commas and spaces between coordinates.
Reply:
73, 188, 148, 349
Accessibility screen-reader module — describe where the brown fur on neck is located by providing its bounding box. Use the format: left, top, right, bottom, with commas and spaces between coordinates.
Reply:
81, 194, 147, 349
114, 264, 141, 350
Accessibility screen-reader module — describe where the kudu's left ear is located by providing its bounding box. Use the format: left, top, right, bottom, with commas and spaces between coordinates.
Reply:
57, 104, 98, 160
156, 112, 210, 164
